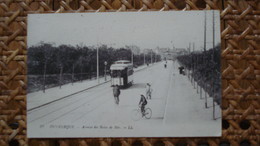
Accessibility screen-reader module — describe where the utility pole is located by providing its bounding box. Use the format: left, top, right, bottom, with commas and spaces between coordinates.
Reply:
131, 51, 134, 65
144, 53, 146, 65
212, 10, 216, 120
204, 11, 208, 108
200, 49, 203, 99
150, 50, 152, 64
213, 11, 215, 52
131, 45, 134, 65
193, 43, 195, 89
188, 43, 191, 82
72, 64, 74, 85
59, 65, 63, 89
204, 11, 207, 52
97, 44, 99, 84
43, 60, 47, 93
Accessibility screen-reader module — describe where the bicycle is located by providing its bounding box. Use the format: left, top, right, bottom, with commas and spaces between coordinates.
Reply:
131, 106, 152, 121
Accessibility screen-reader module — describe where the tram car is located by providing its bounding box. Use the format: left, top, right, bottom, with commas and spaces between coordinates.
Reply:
110, 60, 133, 87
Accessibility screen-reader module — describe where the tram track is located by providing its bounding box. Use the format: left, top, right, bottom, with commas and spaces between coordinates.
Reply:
27, 62, 162, 112
28, 86, 112, 124
42, 88, 112, 125
27, 80, 111, 112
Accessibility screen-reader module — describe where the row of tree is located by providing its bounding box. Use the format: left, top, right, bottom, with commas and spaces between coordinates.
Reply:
27, 42, 161, 92
28, 43, 161, 75
177, 45, 221, 104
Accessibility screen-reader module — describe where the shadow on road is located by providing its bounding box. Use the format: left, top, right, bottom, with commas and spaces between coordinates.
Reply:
128, 83, 146, 89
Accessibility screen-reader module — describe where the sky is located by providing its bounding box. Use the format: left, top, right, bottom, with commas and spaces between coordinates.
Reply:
28, 11, 220, 51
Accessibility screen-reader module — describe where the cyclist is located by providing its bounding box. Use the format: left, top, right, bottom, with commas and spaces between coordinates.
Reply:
146, 83, 152, 99
139, 94, 147, 117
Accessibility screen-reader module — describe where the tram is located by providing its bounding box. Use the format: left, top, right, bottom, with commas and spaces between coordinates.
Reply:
110, 60, 133, 87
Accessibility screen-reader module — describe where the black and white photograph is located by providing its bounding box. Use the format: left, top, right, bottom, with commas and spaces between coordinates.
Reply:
27, 11, 221, 138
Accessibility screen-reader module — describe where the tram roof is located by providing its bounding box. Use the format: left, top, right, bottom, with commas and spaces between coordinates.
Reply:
110, 60, 132, 70
114, 60, 131, 64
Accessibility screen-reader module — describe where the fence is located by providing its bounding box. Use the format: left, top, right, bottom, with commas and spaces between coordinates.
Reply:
28, 72, 108, 93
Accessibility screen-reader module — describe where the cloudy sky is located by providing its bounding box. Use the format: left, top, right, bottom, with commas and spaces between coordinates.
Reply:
28, 11, 220, 51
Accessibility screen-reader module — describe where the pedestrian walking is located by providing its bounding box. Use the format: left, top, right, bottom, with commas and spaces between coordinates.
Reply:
146, 83, 152, 99
113, 85, 120, 105
178, 66, 184, 75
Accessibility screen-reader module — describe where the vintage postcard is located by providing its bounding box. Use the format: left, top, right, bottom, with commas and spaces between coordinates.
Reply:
27, 11, 221, 138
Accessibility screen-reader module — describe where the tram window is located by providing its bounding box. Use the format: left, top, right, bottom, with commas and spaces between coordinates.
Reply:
128, 69, 133, 75
111, 70, 121, 77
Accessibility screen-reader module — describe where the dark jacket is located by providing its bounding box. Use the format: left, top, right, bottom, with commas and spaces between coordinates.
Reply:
113, 86, 120, 97
139, 95, 147, 105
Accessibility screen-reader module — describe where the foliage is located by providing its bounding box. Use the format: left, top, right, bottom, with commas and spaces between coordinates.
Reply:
177, 44, 221, 104
28, 43, 161, 75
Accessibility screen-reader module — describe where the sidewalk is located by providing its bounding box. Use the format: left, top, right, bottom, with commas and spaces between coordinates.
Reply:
162, 61, 221, 136
27, 63, 157, 111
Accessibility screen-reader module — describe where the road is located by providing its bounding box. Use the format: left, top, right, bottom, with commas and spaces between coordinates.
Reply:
27, 61, 221, 138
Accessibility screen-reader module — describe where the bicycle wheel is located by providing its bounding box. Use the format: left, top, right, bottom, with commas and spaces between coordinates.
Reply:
144, 108, 152, 119
131, 109, 142, 121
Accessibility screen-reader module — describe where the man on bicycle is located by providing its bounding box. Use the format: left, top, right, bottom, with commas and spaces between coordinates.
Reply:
139, 94, 147, 117
146, 83, 152, 99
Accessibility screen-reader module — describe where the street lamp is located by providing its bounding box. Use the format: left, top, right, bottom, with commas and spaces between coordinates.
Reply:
131, 50, 134, 65
104, 61, 107, 81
